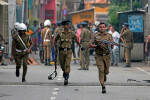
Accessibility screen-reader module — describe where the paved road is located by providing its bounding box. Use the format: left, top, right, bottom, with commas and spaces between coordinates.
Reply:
0, 59, 150, 100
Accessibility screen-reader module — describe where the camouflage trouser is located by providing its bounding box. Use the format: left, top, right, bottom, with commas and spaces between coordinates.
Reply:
95, 54, 111, 87
43, 42, 51, 59
15, 51, 28, 79
59, 50, 72, 74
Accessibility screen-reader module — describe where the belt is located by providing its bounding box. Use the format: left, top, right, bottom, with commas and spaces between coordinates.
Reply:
16, 49, 27, 53
59, 47, 71, 51
44, 39, 50, 42
96, 53, 110, 56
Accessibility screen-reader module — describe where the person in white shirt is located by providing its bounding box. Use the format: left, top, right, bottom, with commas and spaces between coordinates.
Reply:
107, 24, 112, 34
110, 26, 120, 66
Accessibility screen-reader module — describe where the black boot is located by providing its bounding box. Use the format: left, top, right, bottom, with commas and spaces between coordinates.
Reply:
16, 69, 20, 77
102, 86, 106, 93
48, 59, 52, 66
64, 73, 69, 85
45, 59, 47, 66
22, 78, 26, 82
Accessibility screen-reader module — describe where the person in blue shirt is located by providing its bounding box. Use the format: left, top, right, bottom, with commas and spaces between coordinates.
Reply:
38, 23, 44, 63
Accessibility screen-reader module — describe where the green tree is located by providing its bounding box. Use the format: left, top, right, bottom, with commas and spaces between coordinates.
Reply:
107, 2, 130, 31
107, 0, 141, 31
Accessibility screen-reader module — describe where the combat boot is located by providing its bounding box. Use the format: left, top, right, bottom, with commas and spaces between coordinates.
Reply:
45, 59, 47, 66
16, 69, 20, 77
64, 73, 69, 85
22, 78, 26, 82
102, 86, 106, 93
48, 59, 52, 66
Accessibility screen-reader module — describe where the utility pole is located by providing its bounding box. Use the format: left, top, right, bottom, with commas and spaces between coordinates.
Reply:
21, 0, 25, 23
130, 0, 133, 10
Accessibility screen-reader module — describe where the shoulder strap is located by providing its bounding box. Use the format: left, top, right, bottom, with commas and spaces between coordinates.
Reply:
16, 33, 27, 49
44, 28, 50, 41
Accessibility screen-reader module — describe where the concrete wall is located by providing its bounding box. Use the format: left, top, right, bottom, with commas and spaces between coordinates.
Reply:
8, 0, 16, 56
144, 13, 150, 40
0, 6, 4, 38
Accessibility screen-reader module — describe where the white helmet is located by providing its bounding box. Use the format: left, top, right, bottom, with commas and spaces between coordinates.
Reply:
18, 23, 27, 31
14, 22, 20, 29
44, 20, 51, 27
95, 21, 100, 26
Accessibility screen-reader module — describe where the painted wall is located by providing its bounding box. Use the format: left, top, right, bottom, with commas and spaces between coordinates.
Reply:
71, 10, 94, 25
95, 7, 108, 12
40, 0, 45, 22
45, 0, 56, 23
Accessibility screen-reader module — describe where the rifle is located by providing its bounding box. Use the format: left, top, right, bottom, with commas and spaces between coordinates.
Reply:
48, 45, 57, 80
96, 40, 127, 52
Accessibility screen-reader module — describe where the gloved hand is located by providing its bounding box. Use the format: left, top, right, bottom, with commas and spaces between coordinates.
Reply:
81, 47, 85, 51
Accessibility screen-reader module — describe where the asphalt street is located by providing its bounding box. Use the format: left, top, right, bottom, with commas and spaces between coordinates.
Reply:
0, 54, 150, 100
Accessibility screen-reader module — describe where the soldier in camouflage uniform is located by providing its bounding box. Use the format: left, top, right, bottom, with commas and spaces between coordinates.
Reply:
54, 20, 80, 85
90, 22, 114, 93
10, 23, 33, 82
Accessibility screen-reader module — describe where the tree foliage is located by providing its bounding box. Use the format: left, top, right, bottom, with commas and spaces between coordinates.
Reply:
107, 0, 141, 31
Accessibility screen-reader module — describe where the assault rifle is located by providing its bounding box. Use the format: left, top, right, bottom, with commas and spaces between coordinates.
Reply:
96, 40, 127, 52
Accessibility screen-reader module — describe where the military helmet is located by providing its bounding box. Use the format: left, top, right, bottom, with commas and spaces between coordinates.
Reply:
14, 22, 20, 29
18, 23, 27, 31
44, 20, 51, 27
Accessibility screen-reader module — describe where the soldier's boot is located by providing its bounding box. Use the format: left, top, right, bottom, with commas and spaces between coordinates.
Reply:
22, 78, 26, 82
47, 59, 52, 66
64, 73, 69, 85
45, 59, 47, 66
16, 69, 20, 77
102, 86, 106, 93
104, 75, 107, 82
